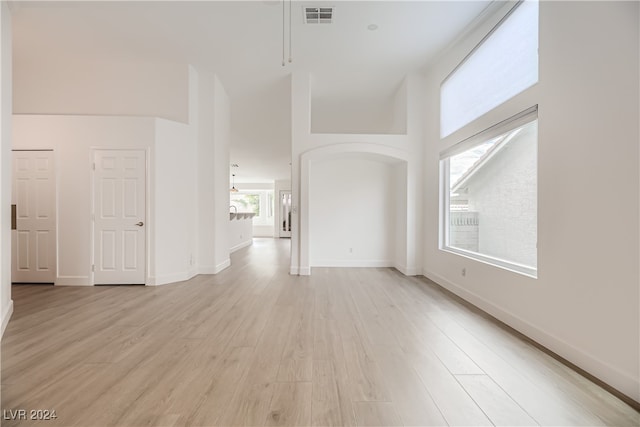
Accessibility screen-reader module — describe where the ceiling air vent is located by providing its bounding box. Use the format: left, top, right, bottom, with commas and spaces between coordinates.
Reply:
304, 7, 334, 24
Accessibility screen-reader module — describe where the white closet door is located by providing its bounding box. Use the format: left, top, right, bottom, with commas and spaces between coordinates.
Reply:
11, 150, 57, 283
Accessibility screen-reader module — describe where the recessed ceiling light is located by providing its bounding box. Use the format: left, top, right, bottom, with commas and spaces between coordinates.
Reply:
367, 24, 378, 31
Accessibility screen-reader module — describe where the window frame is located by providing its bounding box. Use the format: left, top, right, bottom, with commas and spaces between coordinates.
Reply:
439, 106, 539, 278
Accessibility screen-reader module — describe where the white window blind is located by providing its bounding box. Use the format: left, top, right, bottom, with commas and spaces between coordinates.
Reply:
440, 0, 539, 138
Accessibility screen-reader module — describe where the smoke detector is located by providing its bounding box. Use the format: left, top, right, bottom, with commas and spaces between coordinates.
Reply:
304, 6, 334, 24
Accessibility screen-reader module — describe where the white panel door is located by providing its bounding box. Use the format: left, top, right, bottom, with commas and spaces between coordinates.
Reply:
93, 150, 146, 285
11, 150, 57, 283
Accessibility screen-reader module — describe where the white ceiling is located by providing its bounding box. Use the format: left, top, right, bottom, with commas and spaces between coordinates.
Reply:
11, 0, 492, 183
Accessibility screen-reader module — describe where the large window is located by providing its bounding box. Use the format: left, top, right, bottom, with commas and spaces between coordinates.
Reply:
441, 110, 537, 276
440, 0, 538, 138
230, 190, 274, 225
439, 0, 539, 277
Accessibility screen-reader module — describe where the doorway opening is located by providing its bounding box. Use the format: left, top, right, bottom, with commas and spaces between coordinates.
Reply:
280, 190, 292, 238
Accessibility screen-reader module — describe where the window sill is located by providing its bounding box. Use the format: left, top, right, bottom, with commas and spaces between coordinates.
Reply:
440, 246, 538, 279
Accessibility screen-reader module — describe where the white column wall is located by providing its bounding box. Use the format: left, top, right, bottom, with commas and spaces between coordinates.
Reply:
0, 1, 13, 336
212, 74, 231, 272
154, 118, 197, 285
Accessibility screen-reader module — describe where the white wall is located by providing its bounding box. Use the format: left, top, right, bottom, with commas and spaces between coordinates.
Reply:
393, 162, 408, 271
195, 69, 231, 273
311, 96, 397, 135
11, 66, 233, 287
154, 118, 197, 284
229, 217, 253, 253
14, 57, 189, 123
310, 79, 407, 135
423, 1, 639, 401
309, 155, 396, 267
155, 68, 232, 283
12, 115, 156, 286
195, 67, 217, 273
211, 74, 231, 271
0, 1, 13, 336
291, 72, 423, 276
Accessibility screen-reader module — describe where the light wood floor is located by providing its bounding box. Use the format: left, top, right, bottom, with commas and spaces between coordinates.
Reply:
2, 238, 638, 426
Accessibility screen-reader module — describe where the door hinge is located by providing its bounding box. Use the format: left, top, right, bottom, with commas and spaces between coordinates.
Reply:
91, 265, 95, 272
92, 163, 96, 171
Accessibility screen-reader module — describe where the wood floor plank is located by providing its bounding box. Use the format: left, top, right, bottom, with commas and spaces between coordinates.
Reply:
2, 238, 637, 427
352, 401, 403, 426
371, 347, 447, 426
450, 306, 639, 427
340, 329, 391, 402
265, 382, 312, 427
411, 348, 493, 426
311, 360, 355, 427
424, 308, 607, 426
457, 374, 538, 426
277, 285, 315, 382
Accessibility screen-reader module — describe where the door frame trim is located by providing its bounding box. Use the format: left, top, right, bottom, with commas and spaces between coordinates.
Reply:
89, 147, 150, 286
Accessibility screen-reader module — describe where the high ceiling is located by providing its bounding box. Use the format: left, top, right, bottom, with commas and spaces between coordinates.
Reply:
11, 0, 492, 183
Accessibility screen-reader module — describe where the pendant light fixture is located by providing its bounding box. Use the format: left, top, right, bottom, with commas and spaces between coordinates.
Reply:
230, 174, 239, 193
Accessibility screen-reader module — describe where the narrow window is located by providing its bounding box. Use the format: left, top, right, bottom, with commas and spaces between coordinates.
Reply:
440, 0, 538, 138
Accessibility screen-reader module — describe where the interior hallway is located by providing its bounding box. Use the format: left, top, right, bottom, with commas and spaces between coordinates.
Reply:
1, 238, 638, 426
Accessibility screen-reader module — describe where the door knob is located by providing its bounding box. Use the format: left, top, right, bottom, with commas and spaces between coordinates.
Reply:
135, 221, 144, 227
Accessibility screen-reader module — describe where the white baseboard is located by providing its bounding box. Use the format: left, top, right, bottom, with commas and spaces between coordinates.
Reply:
214, 259, 231, 274
394, 264, 419, 276
56, 276, 91, 286
230, 240, 252, 254
299, 266, 310, 276
289, 265, 310, 276
422, 268, 640, 403
198, 266, 217, 275
198, 259, 231, 275
154, 270, 196, 286
311, 259, 393, 268
1, 300, 14, 338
